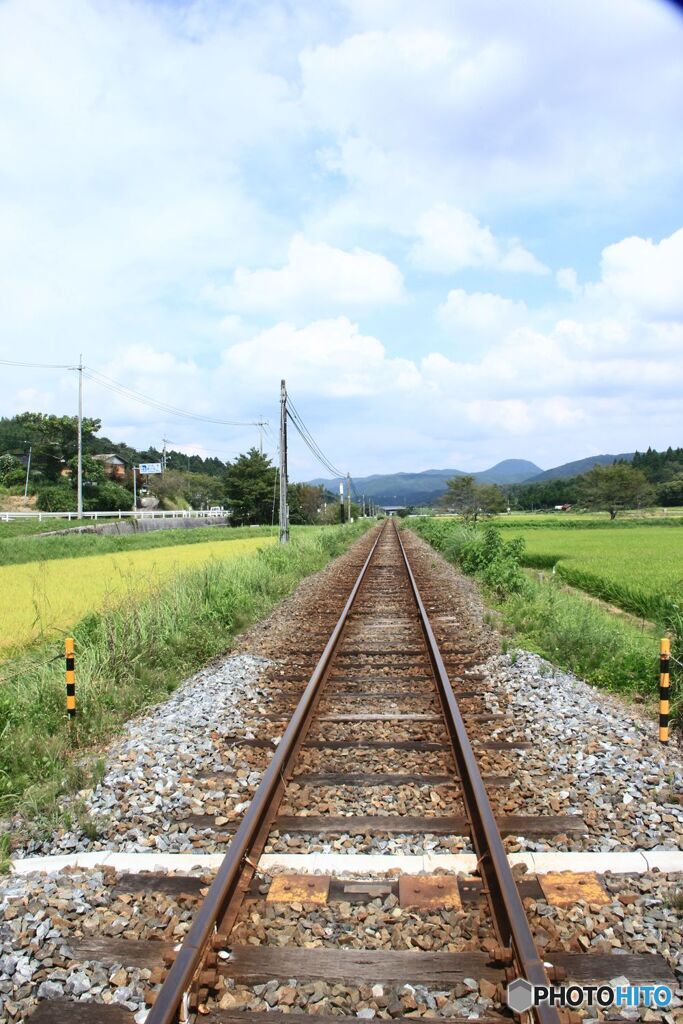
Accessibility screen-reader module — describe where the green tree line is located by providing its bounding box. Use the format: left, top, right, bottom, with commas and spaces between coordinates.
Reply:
0, 413, 349, 524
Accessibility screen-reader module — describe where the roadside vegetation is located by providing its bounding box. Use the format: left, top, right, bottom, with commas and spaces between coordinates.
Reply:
409, 518, 681, 727
0, 520, 372, 830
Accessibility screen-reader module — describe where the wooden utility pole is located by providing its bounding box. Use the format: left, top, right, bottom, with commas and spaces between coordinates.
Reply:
76, 355, 83, 518
279, 380, 289, 543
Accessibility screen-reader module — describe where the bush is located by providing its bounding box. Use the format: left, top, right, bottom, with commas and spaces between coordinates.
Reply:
464, 530, 528, 596
36, 485, 77, 512
85, 482, 132, 512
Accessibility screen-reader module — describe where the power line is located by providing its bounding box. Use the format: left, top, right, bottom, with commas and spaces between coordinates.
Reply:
286, 397, 345, 479
82, 367, 266, 429
0, 358, 75, 369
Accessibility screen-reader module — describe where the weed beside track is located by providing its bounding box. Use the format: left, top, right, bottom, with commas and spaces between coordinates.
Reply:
0, 521, 371, 827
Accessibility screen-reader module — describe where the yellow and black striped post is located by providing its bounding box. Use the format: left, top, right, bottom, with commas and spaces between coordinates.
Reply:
65, 637, 76, 719
659, 638, 670, 744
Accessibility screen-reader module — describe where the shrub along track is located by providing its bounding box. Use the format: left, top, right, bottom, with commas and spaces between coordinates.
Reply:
20, 521, 680, 1024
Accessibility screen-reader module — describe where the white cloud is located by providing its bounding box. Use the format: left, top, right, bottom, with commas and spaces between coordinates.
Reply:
207, 235, 404, 317
221, 316, 420, 398
438, 288, 528, 338
412, 206, 547, 275
599, 228, 683, 318
556, 267, 581, 296
0, 1, 682, 475
301, 2, 683, 235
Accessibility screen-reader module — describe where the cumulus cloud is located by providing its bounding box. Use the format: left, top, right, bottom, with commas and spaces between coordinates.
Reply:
1, 0, 682, 473
412, 206, 547, 275
599, 228, 683, 318
221, 316, 420, 398
207, 235, 405, 317
556, 268, 581, 296
438, 288, 528, 338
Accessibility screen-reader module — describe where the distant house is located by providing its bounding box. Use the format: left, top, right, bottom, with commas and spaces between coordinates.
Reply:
92, 454, 129, 481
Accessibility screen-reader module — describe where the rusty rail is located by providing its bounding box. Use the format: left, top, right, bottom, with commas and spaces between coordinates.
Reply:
146, 523, 386, 1024
393, 520, 560, 1024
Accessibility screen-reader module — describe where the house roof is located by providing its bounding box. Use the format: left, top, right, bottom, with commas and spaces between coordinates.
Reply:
93, 453, 128, 465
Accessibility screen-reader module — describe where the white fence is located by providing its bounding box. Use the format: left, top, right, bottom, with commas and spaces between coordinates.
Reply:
0, 509, 225, 523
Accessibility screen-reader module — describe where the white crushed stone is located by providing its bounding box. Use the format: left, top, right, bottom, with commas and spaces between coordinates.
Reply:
19, 653, 269, 857
478, 650, 683, 853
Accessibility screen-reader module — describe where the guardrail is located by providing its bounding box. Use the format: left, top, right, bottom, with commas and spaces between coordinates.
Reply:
0, 509, 225, 523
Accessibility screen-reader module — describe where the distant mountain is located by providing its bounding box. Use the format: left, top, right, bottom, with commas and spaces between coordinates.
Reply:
526, 453, 634, 482
307, 459, 542, 506
474, 459, 542, 484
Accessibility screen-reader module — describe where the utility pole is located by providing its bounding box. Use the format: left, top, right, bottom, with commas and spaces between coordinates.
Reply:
278, 380, 289, 543
346, 472, 351, 523
258, 418, 265, 455
77, 355, 83, 518
162, 438, 170, 472
132, 465, 137, 511
23, 444, 32, 500
339, 481, 345, 523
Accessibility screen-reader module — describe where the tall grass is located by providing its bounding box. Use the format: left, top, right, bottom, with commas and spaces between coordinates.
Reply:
0, 522, 371, 820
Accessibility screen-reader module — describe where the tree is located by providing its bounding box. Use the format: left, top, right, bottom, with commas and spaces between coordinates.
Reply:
85, 482, 133, 512
223, 448, 277, 525
579, 463, 655, 519
441, 475, 505, 522
289, 483, 325, 525
657, 474, 683, 507
0, 453, 21, 487
147, 470, 223, 510
0, 412, 101, 482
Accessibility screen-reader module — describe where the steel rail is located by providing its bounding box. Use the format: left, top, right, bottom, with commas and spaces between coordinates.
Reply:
147, 523, 386, 1024
393, 521, 561, 1024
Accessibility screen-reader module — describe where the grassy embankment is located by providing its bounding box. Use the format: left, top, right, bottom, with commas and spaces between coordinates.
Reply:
0, 521, 372, 832
0, 517, 117, 538
409, 517, 681, 724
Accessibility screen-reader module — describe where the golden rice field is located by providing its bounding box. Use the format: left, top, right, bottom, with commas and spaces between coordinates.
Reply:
0, 536, 275, 651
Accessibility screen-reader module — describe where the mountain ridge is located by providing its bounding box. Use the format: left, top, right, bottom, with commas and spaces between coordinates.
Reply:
307, 453, 635, 505
307, 460, 541, 505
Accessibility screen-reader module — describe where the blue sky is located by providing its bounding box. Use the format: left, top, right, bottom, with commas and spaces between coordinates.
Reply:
1, 0, 682, 478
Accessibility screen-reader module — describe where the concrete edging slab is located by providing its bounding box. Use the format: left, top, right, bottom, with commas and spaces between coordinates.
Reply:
8, 849, 683, 877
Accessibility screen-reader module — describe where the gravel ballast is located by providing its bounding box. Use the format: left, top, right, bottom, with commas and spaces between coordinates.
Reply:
2, 525, 682, 1023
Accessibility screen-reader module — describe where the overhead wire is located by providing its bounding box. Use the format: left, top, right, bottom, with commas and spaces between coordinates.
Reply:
286, 397, 345, 480
82, 367, 266, 429
0, 358, 75, 369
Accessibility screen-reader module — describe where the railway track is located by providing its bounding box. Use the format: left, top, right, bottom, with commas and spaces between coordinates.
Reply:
28, 521, 677, 1024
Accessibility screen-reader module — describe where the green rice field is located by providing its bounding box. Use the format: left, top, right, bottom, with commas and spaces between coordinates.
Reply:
505, 524, 682, 623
